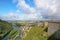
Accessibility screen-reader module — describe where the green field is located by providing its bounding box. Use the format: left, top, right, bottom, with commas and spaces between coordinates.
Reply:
23, 26, 48, 40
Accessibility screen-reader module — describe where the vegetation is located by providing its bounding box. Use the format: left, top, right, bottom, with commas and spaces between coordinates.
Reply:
0, 20, 12, 38
15, 23, 22, 27
9, 30, 20, 39
0, 20, 48, 40
23, 26, 48, 40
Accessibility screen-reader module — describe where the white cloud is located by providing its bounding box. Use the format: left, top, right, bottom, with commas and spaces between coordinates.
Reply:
1, 12, 42, 20
15, 0, 43, 20
15, 0, 60, 20
16, 0, 36, 14
34, 0, 60, 19
8, 12, 14, 16
35, 0, 49, 8
1, 0, 60, 20
0, 12, 19, 20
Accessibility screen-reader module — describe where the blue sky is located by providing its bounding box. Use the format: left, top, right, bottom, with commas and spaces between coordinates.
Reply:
0, 0, 34, 15
0, 0, 16, 15
0, 0, 60, 20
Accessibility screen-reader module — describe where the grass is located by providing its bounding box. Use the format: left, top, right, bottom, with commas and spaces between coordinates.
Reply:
23, 26, 48, 40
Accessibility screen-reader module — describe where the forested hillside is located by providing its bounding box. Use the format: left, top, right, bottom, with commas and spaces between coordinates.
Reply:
0, 19, 12, 39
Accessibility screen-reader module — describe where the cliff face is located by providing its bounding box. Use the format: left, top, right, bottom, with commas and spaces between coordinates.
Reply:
48, 22, 60, 39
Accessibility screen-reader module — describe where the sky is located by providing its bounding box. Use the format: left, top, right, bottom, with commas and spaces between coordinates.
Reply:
0, 0, 60, 20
